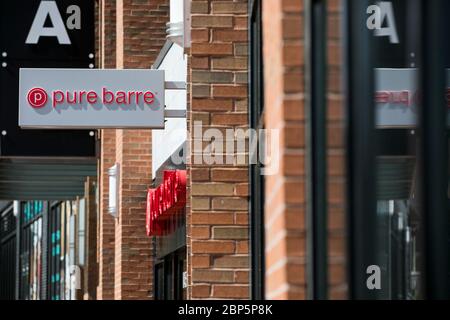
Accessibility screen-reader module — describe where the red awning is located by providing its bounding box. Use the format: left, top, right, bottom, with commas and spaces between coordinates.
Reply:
146, 170, 186, 236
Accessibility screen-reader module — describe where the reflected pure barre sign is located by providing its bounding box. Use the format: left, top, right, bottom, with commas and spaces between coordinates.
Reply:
376, 68, 450, 128
19, 69, 165, 129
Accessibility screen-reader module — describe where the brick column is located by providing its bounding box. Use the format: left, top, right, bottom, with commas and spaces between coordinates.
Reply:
97, 129, 116, 300
187, 0, 250, 299
326, 0, 347, 299
100, 0, 116, 69
97, 0, 117, 300
263, 0, 306, 299
114, 129, 154, 299
262, 0, 347, 299
113, 0, 168, 300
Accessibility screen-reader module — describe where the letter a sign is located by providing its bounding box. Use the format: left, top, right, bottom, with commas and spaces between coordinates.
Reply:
0, 0, 95, 158
367, 1, 399, 44
0, 0, 93, 60
26, 0, 81, 45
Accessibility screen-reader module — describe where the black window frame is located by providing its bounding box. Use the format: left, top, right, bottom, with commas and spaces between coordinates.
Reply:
249, 0, 265, 300
305, 0, 329, 300
344, 0, 378, 300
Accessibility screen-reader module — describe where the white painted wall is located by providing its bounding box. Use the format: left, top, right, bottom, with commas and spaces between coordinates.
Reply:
170, 0, 184, 24
168, 0, 191, 48
153, 43, 187, 177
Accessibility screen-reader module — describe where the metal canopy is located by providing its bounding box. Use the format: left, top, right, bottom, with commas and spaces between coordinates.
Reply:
0, 158, 97, 200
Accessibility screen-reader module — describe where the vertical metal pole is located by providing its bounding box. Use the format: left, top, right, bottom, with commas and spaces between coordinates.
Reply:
0, 210, 3, 299
305, 0, 328, 299
14, 202, 21, 300
419, 0, 450, 300
41, 202, 49, 300
344, 0, 378, 299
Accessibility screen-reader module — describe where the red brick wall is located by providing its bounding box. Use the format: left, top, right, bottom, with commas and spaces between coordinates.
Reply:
97, 129, 116, 300
114, 129, 154, 299
187, 0, 250, 299
97, 0, 169, 300
100, 0, 116, 69
117, 0, 169, 68
97, 0, 116, 300
114, 0, 169, 300
263, 0, 347, 299
326, 0, 347, 299
263, 0, 306, 300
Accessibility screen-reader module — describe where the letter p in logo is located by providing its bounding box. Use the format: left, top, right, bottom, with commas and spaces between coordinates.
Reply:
27, 88, 48, 108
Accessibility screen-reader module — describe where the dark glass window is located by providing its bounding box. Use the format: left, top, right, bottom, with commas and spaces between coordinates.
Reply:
154, 248, 186, 300
0, 204, 16, 300
344, 0, 450, 299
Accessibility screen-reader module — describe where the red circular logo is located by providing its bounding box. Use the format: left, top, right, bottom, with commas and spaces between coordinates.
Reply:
27, 88, 48, 108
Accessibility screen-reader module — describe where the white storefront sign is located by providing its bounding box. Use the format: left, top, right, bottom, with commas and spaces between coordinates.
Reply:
19, 69, 165, 129
152, 42, 187, 177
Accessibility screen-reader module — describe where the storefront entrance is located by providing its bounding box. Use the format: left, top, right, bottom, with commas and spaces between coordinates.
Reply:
155, 247, 186, 300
